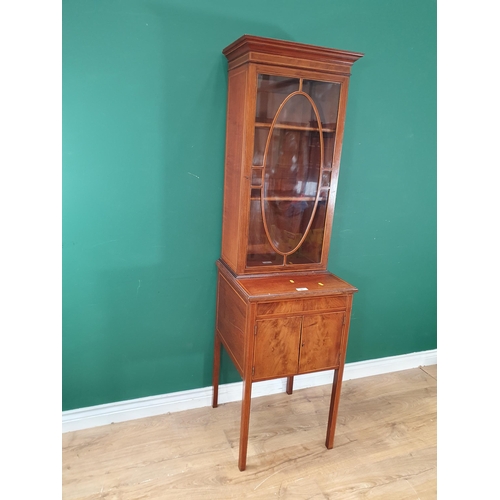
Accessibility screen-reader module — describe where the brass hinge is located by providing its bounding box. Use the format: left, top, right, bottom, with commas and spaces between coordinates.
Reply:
254, 325, 257, 336
252, 366, 255, 375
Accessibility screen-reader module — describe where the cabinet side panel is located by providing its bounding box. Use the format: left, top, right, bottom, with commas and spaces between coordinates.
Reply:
216, 273, 247, 374
220, 66, 248, 272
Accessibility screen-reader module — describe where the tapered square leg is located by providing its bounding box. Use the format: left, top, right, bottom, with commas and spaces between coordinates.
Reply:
325, 367, 343, 449
286, 375, 294, 395
238, 377, 252, 471
212, 333, 221, 408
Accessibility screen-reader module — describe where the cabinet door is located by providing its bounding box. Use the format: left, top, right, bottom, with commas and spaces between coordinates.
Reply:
247, 75, 342, 270
253, 316, 301, 380
299, 312, 344, 373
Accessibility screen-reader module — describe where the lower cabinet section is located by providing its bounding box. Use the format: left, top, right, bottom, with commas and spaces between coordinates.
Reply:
212, 260, 357, 470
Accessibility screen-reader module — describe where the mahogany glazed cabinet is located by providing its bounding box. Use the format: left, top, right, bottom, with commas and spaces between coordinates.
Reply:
212, 35, 363, 470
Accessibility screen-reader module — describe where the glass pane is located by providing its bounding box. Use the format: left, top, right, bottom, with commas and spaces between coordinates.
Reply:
255, 75, 299, 124
264, 199, 315, 254
303, 81, 340, 169
288, 192, 329, 264
252, 127, 268, 166
251, 168, 262, 186
323, 131, 335, 170
302, 80, 341, 130
263, 94, 322, 254
246, 190, 284, 267
321, 171, 331, 188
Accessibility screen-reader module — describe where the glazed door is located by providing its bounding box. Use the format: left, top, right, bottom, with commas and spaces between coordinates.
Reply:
247, 74, 342, 270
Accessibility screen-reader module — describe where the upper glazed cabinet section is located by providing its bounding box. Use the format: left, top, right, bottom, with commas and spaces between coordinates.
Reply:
220, 36, 363, 276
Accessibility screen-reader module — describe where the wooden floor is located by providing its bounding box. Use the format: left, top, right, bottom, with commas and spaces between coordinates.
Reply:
62, 365, 437, 499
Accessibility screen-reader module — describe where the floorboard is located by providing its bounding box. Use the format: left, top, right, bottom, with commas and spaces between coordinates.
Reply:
62, 366, 437, 499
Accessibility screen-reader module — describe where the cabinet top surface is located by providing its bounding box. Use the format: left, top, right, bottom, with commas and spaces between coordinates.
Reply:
223, 34, 364, 67
218, 261, 357, 300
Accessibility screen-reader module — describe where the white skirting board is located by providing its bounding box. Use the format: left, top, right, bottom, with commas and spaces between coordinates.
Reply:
62, 349, 437, 433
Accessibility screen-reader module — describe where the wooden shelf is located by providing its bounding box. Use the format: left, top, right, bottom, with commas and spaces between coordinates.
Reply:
255, 122, 336, 133
252, 166, 334, 172
250, 196, 328, 202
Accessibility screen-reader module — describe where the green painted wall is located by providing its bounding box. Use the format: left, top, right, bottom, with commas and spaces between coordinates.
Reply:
63, 0, 436, 411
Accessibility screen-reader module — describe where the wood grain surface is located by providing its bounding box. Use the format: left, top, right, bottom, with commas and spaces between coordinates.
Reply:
62, 366, 437, 499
